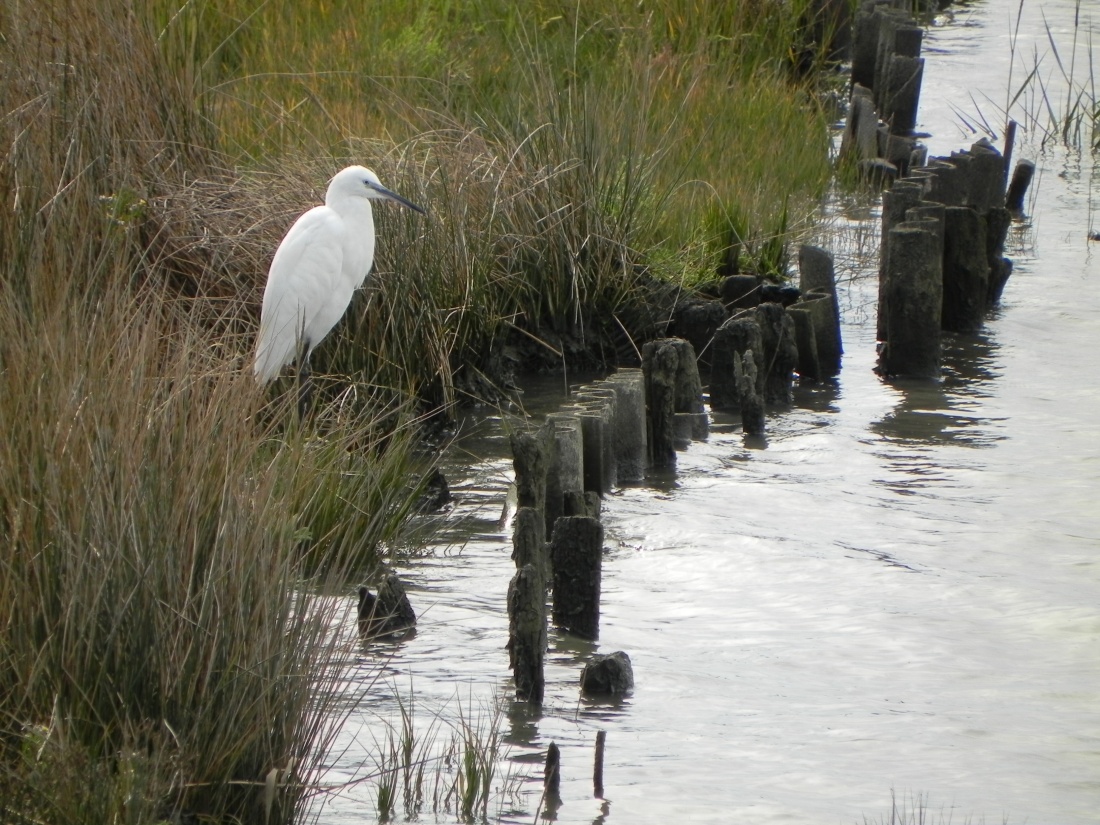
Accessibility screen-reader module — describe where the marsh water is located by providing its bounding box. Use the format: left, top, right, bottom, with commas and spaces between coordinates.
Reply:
320, 1, 1100, 822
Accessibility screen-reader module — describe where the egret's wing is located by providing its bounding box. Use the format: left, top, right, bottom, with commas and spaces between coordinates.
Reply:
254, 206, 344, 383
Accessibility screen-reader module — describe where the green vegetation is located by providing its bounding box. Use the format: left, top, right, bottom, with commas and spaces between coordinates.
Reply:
0, 0, 840, 822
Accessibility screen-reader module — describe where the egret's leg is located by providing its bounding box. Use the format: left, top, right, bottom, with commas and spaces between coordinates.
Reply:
296, 338, 313, 422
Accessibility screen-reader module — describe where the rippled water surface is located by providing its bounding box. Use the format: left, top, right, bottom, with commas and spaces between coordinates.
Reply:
320, 1, 1099, 822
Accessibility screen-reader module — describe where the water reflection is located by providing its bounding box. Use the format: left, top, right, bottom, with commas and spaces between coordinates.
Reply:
872, 328, 1007, 448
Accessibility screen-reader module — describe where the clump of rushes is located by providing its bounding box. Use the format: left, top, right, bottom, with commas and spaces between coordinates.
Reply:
0, 5, 429, 824
0, 278, 427, 824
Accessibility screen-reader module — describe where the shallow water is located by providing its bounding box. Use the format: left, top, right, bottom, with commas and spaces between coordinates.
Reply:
319, 1, 1100, 822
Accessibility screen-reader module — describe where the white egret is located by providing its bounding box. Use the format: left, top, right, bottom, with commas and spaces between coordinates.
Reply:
253, 165, 424, 415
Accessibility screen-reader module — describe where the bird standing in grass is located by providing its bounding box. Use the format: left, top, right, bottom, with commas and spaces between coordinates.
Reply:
253, 165, 424, 417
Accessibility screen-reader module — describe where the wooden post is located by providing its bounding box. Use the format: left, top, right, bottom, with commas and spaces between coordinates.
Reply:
606, 369, 647, 481
507, 564, 546, 703
878, 179, 926, 341
710, 317, 764, 412
1006, 159, 1035, 212
737, 350, 766, 435
753, 302, 798, 406
512, 506, 548, 583
550, 516, 603, 640
878, 222, 943, 378
942, 205, 990, 333
593, 731, 606, 799
641, 339, 679, 468
544, 742, 561, 802
510, 422, 551, 516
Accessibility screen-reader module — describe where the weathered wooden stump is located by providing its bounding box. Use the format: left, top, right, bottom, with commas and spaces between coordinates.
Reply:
840, 84, 882, 163
359, 569, 417, 638
877, 179, 926, 341
548, 413, 583, 509
641, 338, 705, 467
881, 52, 924, 134
754, 302, 798, 405
851, 0, 895, 90
507, 563, 546, 703
877, 222, 943, 378
710, 316, 764, 413
797, 245, 843, 377
512, 506, 549, 584
550, 516, 603, 640
1006, 159, 1035, 212
580, 651, 635, 696
736, 350, 766, 435
510, 421, 552, 516
788, 300, 822, 381
720, 274, 761, 309
605, 369, 647, 482
572, 397, 614, 494
942, 205, 990, 333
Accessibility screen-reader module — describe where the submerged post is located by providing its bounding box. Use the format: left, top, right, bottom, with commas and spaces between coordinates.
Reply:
550, 515, 603, 640
507, 563, 546, 703
877, 222, 943, 378
594, 731, 607, 799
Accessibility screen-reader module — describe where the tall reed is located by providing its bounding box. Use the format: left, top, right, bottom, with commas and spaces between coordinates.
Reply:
0, 4, 427, 823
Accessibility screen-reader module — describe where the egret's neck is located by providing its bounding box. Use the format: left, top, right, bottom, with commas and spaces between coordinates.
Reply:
330, 197, 376, 284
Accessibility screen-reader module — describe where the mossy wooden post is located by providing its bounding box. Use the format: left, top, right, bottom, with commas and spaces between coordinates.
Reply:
710, 317, 764, 412
737, 350, 765, 435
878, 179, 926, 341
576, 389, 616, 493
641, 339, 680, 468
512, 506, 549, 584
881, 53, 924, 134
507, 563, 546, 703
510, 420, 551, 519
878, 222, 942, 378
797, 245, 843, 377
670, 339, 708, 441
787, 304, 821, 381
942, 205, 990, 333
753, 303, 798, 405
550, 516, 603, 640
606, 369, 647, 481
570, 404, 608, 495
548, 413, 583, 517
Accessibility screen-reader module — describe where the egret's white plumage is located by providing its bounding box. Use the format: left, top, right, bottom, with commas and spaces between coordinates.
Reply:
254, 165, 424, 386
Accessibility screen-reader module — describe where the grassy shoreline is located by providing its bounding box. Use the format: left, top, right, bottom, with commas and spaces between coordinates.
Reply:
0, 1, 841, 821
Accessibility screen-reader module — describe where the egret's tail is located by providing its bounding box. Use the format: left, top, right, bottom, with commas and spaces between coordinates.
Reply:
253, 322, 297, 384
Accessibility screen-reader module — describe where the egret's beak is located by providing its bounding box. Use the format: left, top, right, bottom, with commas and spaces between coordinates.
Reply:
367, 181, 426, 214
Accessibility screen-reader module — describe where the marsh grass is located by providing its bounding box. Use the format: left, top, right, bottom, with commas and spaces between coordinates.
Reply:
1, 7, 429, 822
0, 278, 429, 823
360, 691, 511, 823
860, 789, 1005, 825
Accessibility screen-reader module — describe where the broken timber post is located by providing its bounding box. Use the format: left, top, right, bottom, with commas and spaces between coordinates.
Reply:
550, 516, 603, 640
